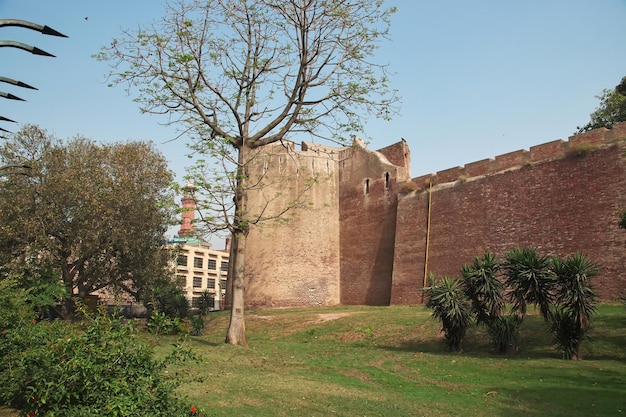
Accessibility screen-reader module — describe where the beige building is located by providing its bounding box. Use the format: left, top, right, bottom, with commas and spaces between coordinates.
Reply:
170, 237, 229, 310
171, 182, 229, 310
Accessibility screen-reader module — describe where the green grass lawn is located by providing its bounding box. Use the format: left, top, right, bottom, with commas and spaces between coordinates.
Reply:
162, 304, 626, 417
2, 304, 624, 417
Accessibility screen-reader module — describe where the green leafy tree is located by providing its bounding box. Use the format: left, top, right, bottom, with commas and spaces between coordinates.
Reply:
0, 125, 178, 316
424, 275, 472, 352
97, 0, 399, 346
576, 76, 626, 133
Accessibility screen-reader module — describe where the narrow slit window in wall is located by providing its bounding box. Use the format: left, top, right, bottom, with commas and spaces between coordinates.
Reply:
385, 172, 390, 188
365, 178, 370, 194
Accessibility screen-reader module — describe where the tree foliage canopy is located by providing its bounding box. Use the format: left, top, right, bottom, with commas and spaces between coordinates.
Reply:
0, 125, 177, 309
577, 76, 626, 133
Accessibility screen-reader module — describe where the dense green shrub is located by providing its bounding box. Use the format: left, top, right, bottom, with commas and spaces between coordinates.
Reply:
152, 283, 190, 319
0, 307, 204, 416
147, 311, 194, 336
9, 264, 67, 320
0, 278, 35, 331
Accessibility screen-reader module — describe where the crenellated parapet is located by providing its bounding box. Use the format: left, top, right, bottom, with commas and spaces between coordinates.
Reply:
407, 122, 626, 191
392, 121, 626, 304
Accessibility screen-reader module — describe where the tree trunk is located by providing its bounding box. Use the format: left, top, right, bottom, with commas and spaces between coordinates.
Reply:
225, 144, 250, 347
225, 230, 247, 346
223, 234, 237, 310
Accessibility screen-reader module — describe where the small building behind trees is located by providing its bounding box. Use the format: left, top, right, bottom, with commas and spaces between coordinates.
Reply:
168, 182, 229, 311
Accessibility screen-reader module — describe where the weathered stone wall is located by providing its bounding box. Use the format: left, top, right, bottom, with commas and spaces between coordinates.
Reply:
242, 123, 626, 308
339, 139, 411, 305
391, 123, 626, 303
245, 141, 343, 307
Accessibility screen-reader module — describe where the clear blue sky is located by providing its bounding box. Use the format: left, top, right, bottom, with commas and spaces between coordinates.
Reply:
2, 0, 626, 182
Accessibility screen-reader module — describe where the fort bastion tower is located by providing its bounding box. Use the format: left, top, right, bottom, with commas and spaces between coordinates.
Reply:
244, 138, 411, 308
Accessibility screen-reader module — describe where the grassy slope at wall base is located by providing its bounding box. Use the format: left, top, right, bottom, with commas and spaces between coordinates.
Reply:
162, 304, 625, 417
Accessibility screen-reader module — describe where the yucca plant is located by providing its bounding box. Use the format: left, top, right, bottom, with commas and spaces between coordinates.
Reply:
424, 276, 472, 352
503, 247, 556, 321
197, 290, 214, 316
550, 253, 599, 359
549, 307, 586, 360
461, 251, 504, 326
487, 314, 521, 355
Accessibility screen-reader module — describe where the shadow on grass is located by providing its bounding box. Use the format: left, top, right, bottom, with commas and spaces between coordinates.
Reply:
381, 333, 615, 362
189, 337, 223, 347
492, 365, 626, 417
377, 312, 626, 362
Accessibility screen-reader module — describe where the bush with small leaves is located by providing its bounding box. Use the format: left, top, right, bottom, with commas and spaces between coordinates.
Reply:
0, 305, 205, 416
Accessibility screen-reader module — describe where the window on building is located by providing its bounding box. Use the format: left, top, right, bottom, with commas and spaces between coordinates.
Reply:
176, 275, 186, 287
208, 278, 216, 289
385, 172, 390, 188
220, 261, 229, 272
177, 255, 188, 266
193, 277, 202, 288
193, 257, 203, 268
207, 259, 217, 270
191, 297, 200, 308
220, 280, 227, 291
365, 178, 370, 194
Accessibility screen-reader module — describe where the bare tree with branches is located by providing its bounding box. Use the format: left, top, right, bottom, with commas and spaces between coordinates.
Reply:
97, 0, 399, 346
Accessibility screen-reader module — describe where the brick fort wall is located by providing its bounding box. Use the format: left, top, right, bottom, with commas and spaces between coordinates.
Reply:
391, 123, 626, 303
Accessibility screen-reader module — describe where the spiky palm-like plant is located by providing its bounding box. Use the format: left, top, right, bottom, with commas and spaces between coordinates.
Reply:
550, 253, 599, 359
487, 314, 521, 355
425, 276, 472, 352
197, 290, 214, 317
503, 247, 556, 321
549, 307, 586, 360
461, 251, 504, 326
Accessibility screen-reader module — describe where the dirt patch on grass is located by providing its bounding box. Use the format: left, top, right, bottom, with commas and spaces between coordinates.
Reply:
253, 315, 275, 321
315, 312, 353, 323
248, 311, 356, 336
252, 312, 353, 323
340, 369, 374, 385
